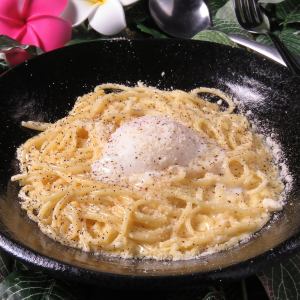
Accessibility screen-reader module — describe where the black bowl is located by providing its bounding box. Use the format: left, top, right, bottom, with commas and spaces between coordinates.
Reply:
0, 40, 299, 288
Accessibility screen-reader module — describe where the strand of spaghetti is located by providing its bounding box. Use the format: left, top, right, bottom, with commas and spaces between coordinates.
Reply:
190, 87, 235, 113
129, 226, 172, 243
173, 202, 193, 236
95, 83, 131, 91
188, 204, 264, 216
21, 121, 51, 131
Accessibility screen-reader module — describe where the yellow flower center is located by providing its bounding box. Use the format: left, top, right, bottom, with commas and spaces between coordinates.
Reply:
89, 0, 106, 4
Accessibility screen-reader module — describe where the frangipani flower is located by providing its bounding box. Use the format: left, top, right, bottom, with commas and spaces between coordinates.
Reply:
63, 0, 139, 36
0, 0, 71, 52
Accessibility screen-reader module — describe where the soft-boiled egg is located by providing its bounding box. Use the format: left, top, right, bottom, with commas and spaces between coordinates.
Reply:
92, 115, 209, 182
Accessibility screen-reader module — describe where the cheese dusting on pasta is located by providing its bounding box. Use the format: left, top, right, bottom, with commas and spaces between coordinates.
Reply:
12, 84, 284, 260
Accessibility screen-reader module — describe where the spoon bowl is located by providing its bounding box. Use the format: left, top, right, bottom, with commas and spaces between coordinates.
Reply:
149, 0, 211, 38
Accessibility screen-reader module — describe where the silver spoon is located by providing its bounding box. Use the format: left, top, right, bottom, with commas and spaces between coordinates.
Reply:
149, 0, 211, 39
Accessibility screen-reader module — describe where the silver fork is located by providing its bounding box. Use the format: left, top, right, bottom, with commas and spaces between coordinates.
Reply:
233, 0, 300, 75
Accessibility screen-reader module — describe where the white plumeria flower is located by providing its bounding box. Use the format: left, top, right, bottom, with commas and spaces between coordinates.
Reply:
63, 0, 139, 36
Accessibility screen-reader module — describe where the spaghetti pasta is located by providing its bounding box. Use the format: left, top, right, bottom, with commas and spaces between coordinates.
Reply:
12, 84, 284, 260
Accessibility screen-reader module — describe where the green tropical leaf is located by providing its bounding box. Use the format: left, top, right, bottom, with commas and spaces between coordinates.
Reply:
0, 35, 25, 49
207, 0, 229, 16
259, 0, 285, 3
281, 11, 300, 25
215, 1, 237, 22
69, 23, 101, 44
202, 291, 226, 300
276, 0, 300, 20
258, 253, 300, 300
136, 24, 168, 38
0, 251, 12, 282
193, 30, 237, 47
13, 260, 29, 272
279, 27, 300, 55
0, 271, 78, 300
126, 0, 149, 24
256, 34, 273, 46
0, 61, 7, 74
66, 38, 104, 46
213, 19, 252, 38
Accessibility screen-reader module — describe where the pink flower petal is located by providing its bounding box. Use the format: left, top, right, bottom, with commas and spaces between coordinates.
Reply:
18, 25, 42, 49
0, 0, 24, 41
22, 16, 72, 51
0, 0, 20, 21
0, 16, 23, 39
22, 0, 68, 19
